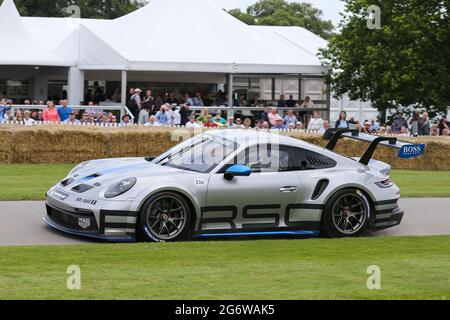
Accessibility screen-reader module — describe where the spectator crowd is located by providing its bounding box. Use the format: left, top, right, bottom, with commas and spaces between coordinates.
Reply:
1, 90, 449, 137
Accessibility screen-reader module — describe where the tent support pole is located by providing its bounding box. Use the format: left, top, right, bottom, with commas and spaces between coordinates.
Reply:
227, 73, 234, 118
121, 70, 128, 119
67, 67, 84, 105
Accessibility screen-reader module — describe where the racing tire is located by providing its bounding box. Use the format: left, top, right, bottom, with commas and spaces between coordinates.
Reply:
321, 188, 371, 238
138, 192, 192, 242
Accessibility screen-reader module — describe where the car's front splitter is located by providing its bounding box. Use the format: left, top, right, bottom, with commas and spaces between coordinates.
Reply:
43, 216, 136, 243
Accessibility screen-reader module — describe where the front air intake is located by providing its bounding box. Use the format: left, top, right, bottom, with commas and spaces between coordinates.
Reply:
72, 184, 95, 193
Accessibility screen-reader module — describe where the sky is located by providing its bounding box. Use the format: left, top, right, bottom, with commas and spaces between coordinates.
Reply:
213, 0, 346, 28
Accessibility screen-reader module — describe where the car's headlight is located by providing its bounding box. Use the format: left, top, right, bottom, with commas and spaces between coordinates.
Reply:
69, 161, 90, 176
376, 178, 393, 188
104, 178, 137, 198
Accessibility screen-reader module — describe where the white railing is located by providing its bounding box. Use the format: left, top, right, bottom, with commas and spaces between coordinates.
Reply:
1, 121, 447, 139
6, 104, 330, 121
6, 105, 135, 122
0, 120, 322, 133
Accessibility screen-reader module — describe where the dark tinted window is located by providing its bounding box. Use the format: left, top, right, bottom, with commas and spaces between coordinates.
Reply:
224, 144, 336, 173
279, 145, 337, 171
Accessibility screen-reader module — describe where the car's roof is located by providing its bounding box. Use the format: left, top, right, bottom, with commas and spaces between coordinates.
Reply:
205, 129, 322, 151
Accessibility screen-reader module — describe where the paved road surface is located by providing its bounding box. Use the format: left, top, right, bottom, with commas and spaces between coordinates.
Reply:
0, 199, 449, 246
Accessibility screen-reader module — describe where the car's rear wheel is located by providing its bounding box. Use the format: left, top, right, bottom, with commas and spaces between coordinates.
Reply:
138, 192, 192, 242
321, 188, 371, 238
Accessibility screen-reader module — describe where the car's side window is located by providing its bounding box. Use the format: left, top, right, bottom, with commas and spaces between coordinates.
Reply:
219, 144, 336, 174
223, 144, 289, 173
280, 145, 337, 171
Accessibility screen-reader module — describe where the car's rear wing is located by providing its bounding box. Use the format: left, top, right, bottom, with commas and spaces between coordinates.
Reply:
323, 129, 425, 165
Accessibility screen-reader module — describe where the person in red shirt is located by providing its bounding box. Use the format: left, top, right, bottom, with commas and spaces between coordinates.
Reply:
204, 115, 218, 128
43, 101, 60, 123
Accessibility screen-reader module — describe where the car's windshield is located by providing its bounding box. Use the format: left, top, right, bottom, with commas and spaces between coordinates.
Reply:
156, 136, 240, 173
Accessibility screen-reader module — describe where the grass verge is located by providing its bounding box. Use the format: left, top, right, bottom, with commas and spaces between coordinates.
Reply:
0, 236, 449, 300
389, 170, 450, 198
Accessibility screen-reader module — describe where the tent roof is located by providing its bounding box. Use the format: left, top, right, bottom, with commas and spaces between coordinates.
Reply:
251, 26, 328, 58
0, 0, 72, 66
80, 0, 327, 74
12, 0, 328, 74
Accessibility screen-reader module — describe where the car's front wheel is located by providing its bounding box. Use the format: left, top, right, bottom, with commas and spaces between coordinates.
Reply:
321, 188, 371, 238
138, 192, 192, 242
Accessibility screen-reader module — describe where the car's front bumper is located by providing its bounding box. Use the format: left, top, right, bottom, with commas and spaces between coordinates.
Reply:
373, 199, 404, 230
44, 193, 138, 242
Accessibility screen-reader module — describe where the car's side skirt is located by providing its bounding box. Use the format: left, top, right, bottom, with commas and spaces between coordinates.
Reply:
196, 204, 324, 237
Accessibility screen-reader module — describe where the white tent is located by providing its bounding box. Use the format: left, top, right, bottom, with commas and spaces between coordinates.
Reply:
0, 0, 72, 66
2, 0, 331, 107
252, 26, 328, 58
73, 0, 326, 74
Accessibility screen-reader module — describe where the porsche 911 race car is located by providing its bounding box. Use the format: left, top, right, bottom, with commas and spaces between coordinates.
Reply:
44, 129, 425, 242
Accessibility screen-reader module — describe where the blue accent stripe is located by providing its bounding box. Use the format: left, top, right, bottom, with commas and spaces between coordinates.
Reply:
194, 230, 319, 238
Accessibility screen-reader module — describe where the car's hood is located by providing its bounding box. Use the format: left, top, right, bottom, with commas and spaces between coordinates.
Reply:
69, 158, 191, 185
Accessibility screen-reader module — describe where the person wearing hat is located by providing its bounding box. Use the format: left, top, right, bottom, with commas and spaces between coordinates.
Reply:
63, 111, 81, 125
272, 116, 288, 130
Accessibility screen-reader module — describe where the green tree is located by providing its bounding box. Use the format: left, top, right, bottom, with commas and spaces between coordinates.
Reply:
7, 0, 144, 19
228, 8, 256, 25
229, 0, 334, 39
320, 0, 450, 113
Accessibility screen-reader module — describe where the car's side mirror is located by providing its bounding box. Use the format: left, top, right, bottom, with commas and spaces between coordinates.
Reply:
224, 165, 252, 181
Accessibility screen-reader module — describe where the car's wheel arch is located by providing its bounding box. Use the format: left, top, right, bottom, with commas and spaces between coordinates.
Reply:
319, 185, 376, 237
320, 184, 376, 221
136, 187, 200, 229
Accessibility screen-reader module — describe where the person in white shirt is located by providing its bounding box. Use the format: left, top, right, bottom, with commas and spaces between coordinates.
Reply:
145, 115, 161, 127
173, 107, 181, 126
63, 112, 81, 125
23, 110, 36, 126
319, 120, 330, 134
307, 112, 324, 131
185, 115, 202, 128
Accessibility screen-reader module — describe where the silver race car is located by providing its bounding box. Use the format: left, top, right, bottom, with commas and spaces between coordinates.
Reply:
44, 129, 425, 242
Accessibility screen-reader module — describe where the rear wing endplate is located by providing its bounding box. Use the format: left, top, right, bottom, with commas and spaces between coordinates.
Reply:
323, 129, 425, 165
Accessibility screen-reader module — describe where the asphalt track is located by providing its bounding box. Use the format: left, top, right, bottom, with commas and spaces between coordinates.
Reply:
0, 199, 449, 246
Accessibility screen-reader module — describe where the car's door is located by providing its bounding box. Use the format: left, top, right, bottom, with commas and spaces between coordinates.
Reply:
203, 144, 301, 233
